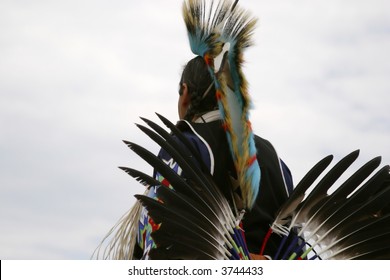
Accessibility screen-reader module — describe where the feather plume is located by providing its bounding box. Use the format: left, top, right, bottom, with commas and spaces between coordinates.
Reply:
183, 0, 260, 209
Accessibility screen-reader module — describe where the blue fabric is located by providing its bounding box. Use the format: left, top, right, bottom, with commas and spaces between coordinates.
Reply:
281, 160, 294, 195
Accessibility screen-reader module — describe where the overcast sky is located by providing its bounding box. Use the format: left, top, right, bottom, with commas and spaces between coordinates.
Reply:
1, 0, 389, 259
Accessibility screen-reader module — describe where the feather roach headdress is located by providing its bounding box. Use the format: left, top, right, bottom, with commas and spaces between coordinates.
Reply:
182, 0, 260, 209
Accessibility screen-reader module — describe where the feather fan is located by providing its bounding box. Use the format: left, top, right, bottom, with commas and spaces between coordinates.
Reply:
264, 151, 390, 260
124, 115, 249, 259
108, 113, 389, 260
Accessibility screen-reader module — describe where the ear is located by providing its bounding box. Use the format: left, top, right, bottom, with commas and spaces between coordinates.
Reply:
181, 83, 191, 105
178, 83, 191, 119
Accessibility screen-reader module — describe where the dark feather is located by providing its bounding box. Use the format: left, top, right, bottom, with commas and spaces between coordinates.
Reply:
118, 166, 161, 188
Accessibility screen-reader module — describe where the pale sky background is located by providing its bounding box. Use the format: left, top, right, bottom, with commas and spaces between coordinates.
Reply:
1, 0, 389, 259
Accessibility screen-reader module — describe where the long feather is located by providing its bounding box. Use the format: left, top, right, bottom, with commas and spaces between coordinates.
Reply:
119, 166, 161, 188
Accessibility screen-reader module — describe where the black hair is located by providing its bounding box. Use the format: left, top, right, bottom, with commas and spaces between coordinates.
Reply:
179, 56, 217, 121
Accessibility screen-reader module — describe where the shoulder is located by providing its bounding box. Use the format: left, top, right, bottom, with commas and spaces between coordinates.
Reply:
254, 135, 277, 155
254, 134, 294, 195
158, 120, 214, 173
253, 135, 280, 168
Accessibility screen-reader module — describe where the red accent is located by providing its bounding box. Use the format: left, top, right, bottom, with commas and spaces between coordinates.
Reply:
221, 122, 228, 131
259, 228, 273, 255
149, 217, 160, 232
204, 54, 213, 66
216, 90, 222, 100
247, 155, 257, 166
239, 222, 247, 243
161, 178, 170, 187
247, 120, 252, 130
